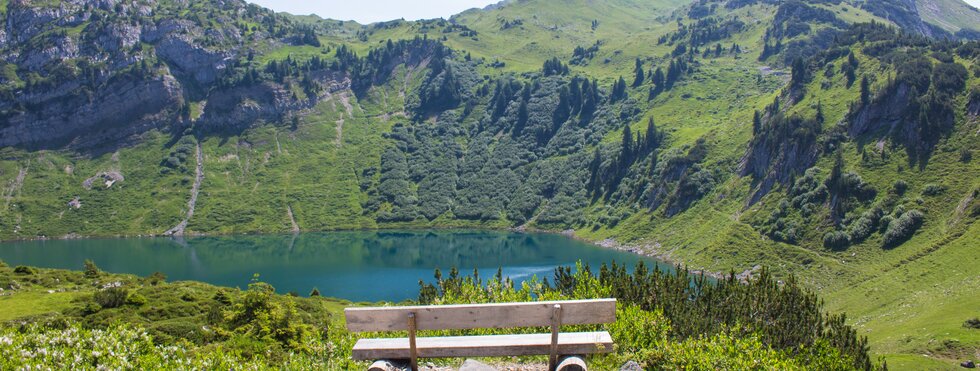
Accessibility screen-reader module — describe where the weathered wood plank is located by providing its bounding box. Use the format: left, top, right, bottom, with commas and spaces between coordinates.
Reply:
351, 331, 613, 360
345, 299, 616, 332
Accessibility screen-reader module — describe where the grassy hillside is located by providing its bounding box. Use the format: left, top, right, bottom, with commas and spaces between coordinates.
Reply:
1, 0, 978, 368
916, 0, 980, 34
0, 261, 877, 370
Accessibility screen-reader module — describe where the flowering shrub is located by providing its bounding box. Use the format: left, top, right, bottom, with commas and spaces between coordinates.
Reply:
0, 323, 353, 370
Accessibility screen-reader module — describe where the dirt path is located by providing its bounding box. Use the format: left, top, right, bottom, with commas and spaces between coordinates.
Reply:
3, 162, 28, 208
334, 92, 355, 148
165, 142, 203, 236
401, 57, 430, 99
335, 116, 345, 147
286, 205, 300, 233
338, 92, 354, 117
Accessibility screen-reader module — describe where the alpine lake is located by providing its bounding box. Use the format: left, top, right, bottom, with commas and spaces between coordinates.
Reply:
0, 230, 664, 302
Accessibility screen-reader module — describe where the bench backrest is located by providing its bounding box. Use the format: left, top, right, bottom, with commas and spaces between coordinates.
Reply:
345, 299, 616, 332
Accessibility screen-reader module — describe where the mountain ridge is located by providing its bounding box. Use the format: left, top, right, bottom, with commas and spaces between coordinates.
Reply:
0, 0, 978, 367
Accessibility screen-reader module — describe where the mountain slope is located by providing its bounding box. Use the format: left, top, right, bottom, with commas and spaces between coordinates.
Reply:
916, 0, 980, 36
0, 0, 978, 367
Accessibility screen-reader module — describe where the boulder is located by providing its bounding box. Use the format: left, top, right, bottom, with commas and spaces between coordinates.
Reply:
458, 359, 495, 371
620, 361, 643, 371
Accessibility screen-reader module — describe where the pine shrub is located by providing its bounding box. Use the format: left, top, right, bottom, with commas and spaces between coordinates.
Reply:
882, 210, 925, 248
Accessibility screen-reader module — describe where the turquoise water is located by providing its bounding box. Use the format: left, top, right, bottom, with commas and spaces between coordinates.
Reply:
0, 230, 663, 302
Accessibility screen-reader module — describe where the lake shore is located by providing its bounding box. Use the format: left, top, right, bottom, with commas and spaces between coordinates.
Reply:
0, 224, 737, 281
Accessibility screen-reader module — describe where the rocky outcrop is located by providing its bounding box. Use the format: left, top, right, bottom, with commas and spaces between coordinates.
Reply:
0, 0, 283, 150
848, 79, 958, 166
740, 112, 822, 205
0, 74, 183, 150
19, 34, 79, 71
199, 82, 295, 132
969, 89, 980, 119
198, 71, 349, 133
95, 23, 141, 53
141, 16, 242, 87
5, 0, 82, 44
848, 83, 913, 138
82, 171, 124, 190
860, 0, 947, 38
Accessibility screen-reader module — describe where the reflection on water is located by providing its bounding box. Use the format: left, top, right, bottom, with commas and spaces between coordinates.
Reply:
0, 230, 663, 302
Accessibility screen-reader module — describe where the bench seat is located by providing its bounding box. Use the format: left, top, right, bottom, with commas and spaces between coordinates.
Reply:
352, 331, 613, 360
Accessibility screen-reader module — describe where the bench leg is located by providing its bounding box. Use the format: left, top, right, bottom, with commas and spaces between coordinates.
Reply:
408, 313, 419, 371
548, 304, 563, 370
556, 356, 587, 371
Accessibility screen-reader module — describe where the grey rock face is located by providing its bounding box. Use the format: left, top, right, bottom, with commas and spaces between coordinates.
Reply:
0, 75, 183, 149
968, 90, 980, 118
96, 23, 142, 53
20, 35, 79, 71
848, 83, 912, 138
193, 70, 349, 134
5, 0, 83, 44
154, 34, 232, 85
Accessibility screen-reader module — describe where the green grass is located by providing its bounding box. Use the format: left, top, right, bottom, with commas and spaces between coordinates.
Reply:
0, 132, 191, 239
916, 0, 980, 33
1, 0, 978, 367
824, 217, 980, 368
0, 291, 80, 321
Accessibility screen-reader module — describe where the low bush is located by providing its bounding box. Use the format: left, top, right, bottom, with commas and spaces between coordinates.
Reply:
878, 215, 894, 233
882, 210, 925, 248
921, 184, 945, 196
847, 207, 883, 243
126, 293, 148, 307
84, 260, 101, 279
94, 287, 129, 309
419, 262, 879, 370
13, 266, 37, 275
892, 180, 908, 195
823, 231, 851, 250
146, 272, 167, 286
965, 318, 980, 329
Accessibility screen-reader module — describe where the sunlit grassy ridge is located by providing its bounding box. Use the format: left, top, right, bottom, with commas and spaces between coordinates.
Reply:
1, 0, 978, 368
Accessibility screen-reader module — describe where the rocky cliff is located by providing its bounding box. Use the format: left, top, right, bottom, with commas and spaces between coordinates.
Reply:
0, 0, 319, 151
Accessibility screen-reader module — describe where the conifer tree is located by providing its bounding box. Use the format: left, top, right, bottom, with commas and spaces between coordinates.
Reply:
633, 58, 645, 87
643, 117, 660, 153
791, 57, 807, 87
620, 124, 634, 167
588, 149, 603, 193
860, 76, 870, 104
611, 76, 628, 102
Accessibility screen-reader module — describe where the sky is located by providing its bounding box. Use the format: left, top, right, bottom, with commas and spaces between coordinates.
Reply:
247, 0, 500, 24
249, 0, 980, 23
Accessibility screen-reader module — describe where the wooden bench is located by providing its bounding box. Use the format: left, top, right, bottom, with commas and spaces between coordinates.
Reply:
345, 299, 617, 371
